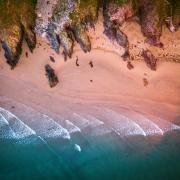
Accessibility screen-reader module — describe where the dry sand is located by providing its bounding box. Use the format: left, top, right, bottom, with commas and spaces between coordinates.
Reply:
0, 17, 180, 135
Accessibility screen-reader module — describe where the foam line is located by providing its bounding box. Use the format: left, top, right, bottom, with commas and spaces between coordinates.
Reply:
134, 113, 164, 135
0, 107, 36, 139
119, 109, 164, 136
104, 108, 147, 137
65, 120, 81, 134
72, 113, 90, 129
41, 114, 71, 139
144, 113, 180, 133
83, 114, 104, 127
0, 98, 71, 139
0, 113, 9, 127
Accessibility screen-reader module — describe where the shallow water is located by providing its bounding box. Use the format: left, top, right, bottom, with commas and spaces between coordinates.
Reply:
0, 129, 180, 180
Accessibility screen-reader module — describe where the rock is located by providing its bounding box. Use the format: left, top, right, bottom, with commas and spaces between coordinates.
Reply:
139, 0, 165, 47
69, 23, 91, 53
36, 0, 98, 59
76, 56, 80, 66
89, 61, 93, 68
143, 78, 149, 87
0, 0, 37, 68
0, 0, 179, 66
103, 0, 134, 59
166, 0, 180, 31
45, 64, 59, 88
127, 61, 134, 70
49, 56, 55, 63
142, 49, 157, 71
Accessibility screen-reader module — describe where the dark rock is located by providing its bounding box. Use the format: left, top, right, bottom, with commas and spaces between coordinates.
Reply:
127, 61, 134, 70
143, 78, 149, 87
139, 0, 164, 47
45, 64, 59, 88
142, 49, 157, 71
46, 23, 60, 53
0, 0, 37, 68
49, 56, 55, 63
103, 0, 130, 60
76, 56, 80, 66
89, 61, 93, 68
70, 23, 91, 53
39, 0, 98, 60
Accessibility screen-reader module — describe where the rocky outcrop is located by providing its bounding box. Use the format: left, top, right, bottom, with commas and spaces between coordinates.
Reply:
0, 0, 179, 68
0, 0, 36, 69
103, 0, 136, 59
142, 49, 157, 71
36, 0, 98, 60
139, 0, 165, 47
45, 64, 59, 87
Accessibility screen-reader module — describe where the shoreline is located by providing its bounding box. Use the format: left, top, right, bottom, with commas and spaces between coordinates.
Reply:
0, 17, 180, 131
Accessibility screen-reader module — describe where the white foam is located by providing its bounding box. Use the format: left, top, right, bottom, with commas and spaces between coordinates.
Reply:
103, 108, 146, 137
0, 113, 17, 139
91, 126, 112, 137
74, 144, 81, 152
144, 114, 180, 133
65, 120, 81, 134
71, 113, 90, 129
72, 113, 105, 129
0, 113, 9, 127
0, 107, 36, 139
82, 114, 112, 136
32, 114, 71, 139
0, 99, 71, 139
119, 109, 164, 136
83, 114, 104, 127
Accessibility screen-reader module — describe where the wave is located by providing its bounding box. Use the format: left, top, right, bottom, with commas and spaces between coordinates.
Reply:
0, 113, 9, 127
102, 108, 146, 137
116, 109, 164, 136
64, 120, 81, 134
0, 107, 36, 139
0, 98, 70, 139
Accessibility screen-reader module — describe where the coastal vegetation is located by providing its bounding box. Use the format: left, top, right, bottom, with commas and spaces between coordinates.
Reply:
0, 0, 179, 68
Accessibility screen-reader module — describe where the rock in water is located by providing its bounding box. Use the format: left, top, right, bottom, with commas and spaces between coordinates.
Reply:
0, 0, 36, 68
142, 49, 157, 71
45, 64, 59, 88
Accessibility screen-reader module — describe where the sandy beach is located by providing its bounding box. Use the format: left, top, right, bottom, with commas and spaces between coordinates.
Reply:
0, 16, 180, 138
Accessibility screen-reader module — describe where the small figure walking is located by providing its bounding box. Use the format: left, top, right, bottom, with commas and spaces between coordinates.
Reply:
76, 56, 79, 66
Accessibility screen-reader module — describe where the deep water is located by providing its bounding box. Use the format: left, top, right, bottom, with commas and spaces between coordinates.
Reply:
0, 130, 180, 180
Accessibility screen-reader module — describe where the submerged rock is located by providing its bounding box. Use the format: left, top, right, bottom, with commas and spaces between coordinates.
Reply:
0, 0, 37, 68
45, 64, 59, 88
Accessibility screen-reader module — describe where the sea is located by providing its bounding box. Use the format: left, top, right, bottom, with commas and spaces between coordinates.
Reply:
0, 107, 180, 180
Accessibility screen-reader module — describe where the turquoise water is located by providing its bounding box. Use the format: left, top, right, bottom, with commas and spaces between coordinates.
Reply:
0, 130, 180, 180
